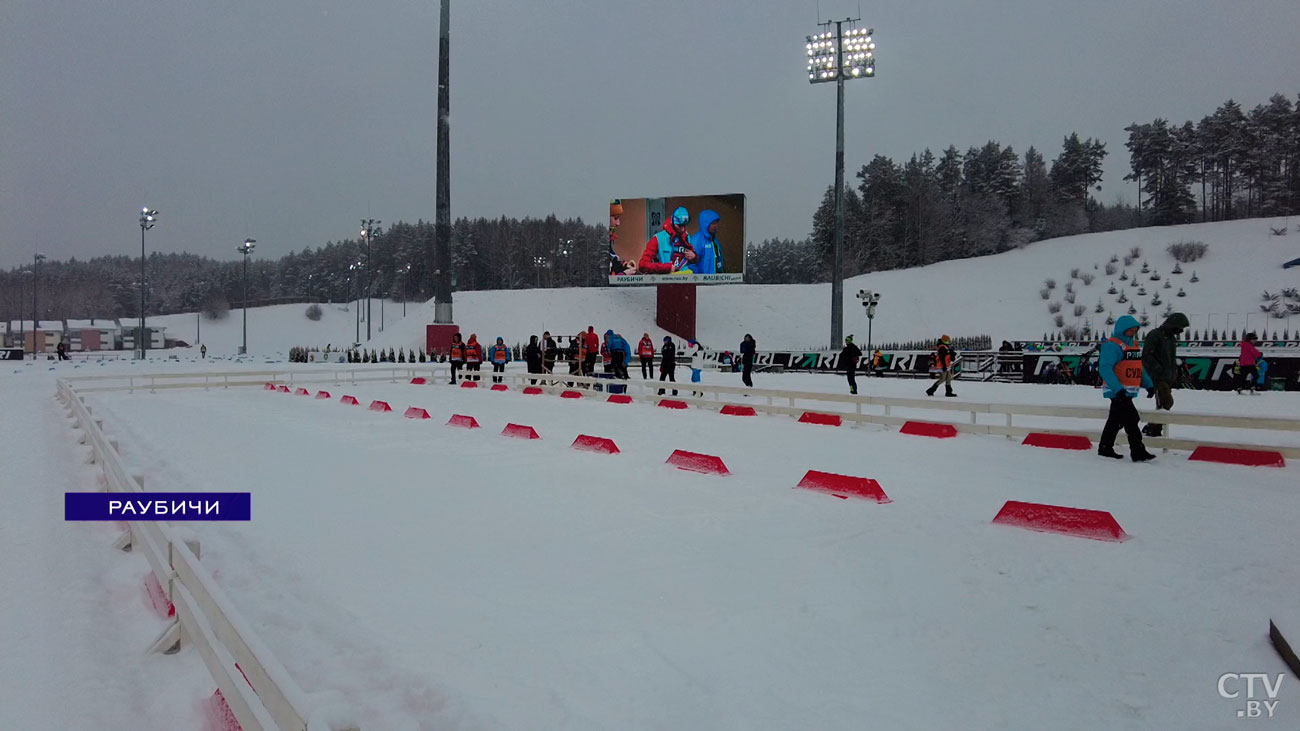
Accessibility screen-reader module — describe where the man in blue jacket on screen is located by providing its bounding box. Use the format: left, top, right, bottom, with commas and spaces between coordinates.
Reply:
1097, 315, 1157, 462
689, 209, 724, 274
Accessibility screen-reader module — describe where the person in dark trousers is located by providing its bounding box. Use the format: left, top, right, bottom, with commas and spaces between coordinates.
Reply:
199, 344, 207, 359
839, 335, 862, 395
488, 336, 511, 383
524, 335, 543, 384
1141, 312, 1189, 436
925, 335, 958, 397
1236, 333, 1263, 394
541, 331, 557, 374
606, 330, 631, 380
637, 333, 656, 379
448, 333, 465, 384
740, 334, 756, 387
464, 333, 483, 382
583, 326, 600, 376
658, 336, 678, 395
1098, 315, 1156, 462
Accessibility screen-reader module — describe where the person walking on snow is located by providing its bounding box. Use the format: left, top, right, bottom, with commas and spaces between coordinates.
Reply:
1236, 332, 1263, 394
637, 333, 656, 379
839, 335, 862, 395
1097, 315, 1156, 462
658, 336, 678, 395
685, 339, 705, 383
1141, 312, 1189, 436
925, 335, 957, 397
488, 336, 511, 383
740, 333, 756, 387
541, 331, 557, 374
583, 326, 600, 376
448, 333, 465, 384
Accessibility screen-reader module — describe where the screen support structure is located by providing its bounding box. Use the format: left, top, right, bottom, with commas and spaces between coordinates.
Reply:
656, 283, 697, 342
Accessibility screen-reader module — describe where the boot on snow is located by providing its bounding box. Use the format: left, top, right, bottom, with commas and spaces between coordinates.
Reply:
1098, 446, 1124, 460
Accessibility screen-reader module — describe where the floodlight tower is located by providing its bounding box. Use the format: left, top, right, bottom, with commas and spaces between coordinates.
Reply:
237, 239, 256, 355
360, 218, 382, 340
805, 20, 875, 349
138, 207, 159, 358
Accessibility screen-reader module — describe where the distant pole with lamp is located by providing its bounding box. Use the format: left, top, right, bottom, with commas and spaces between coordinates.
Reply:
237, 238, 256, 355
138, 207, 159, 359
857, 289, 881, 351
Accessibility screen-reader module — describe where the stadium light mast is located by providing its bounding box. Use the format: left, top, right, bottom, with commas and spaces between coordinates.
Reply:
349, 261, 362, 344
433, 0, 454, 325
237, 239, 256, 355
805, 19, 875, 349
32, 253, 46, 347
361, 219, 382, 340
138, 207, 159, 359
857, 289, 882, 352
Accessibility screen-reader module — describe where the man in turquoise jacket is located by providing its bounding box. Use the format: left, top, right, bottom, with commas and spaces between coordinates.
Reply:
1097, 315, 1156, 462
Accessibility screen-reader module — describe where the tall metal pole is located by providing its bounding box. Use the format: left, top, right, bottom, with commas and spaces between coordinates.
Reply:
242, 253, 249, 354
32, 254, 37, 342
433, 0, 454, 324
140, 225, 147, 359
831, 18, 846, 350
366, 230, 372, 341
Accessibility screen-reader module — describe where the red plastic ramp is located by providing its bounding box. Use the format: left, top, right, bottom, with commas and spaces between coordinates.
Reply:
795, 470, 891, 503
572, 435, 620, 454
447, 414, 480, 429
315, 390, 331, 400
206, 689, 242, 731
666, 449, 730, 475
294, 387, 310, 396
523, 386, 544, 395
992, 500, 1130, 542
720, 404, 757, 416
561, 390, 583, 399
263, 383, 277, 391
491, 384, 509, 391
658, 399, 689, 409
340, 395, 359, 405
404, 407, 430, 419
1188, 446, 1286, 468
1022, 433, 1092, 451
460, 380, 478, 389
900, 420, 958, 438
276, 385, 291, 393
410, 377, 427, 385
502, 423, 540, 440
607, 394, 633, 404
368, 400, 392, 412
144, 572, 175, 619
799, 411, 842, 427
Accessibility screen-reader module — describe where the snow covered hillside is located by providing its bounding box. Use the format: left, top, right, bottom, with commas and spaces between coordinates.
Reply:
152, 217, 1299, 356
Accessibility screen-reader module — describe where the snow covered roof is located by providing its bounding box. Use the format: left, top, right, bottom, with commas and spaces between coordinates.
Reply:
66, 319, 119, 330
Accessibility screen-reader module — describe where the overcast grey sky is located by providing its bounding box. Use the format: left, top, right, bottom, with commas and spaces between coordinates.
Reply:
2, 0, 1298, 269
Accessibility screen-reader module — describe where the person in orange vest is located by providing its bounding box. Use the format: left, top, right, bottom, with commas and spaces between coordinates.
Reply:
447, 333, 465, 384
463, 334, 483, 382
488, 336, 511, 383
925, 335, 957, 397
869, 349, 884, 376
637, 333, 656, 379
1097, 315, 1156, 461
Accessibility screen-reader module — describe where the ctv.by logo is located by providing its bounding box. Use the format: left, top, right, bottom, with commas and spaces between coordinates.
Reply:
1218, 673, 1286, 719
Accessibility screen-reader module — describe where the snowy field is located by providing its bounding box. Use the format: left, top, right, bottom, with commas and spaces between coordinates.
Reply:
5, 356, 1296, 730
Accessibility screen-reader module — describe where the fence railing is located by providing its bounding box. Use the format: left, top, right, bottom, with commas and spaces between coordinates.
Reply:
56, 377, 357, 731
500, 371, 1300, 457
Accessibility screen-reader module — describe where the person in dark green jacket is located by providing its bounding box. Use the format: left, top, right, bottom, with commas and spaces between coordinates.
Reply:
1141, 312, 1189, 437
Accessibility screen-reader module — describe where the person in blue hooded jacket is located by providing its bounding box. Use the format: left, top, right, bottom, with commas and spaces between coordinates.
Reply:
605, 330, 631, 379
689, 209, 724, 274
1097, 315, 1156, 462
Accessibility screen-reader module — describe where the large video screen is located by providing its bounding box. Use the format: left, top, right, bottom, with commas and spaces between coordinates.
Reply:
608, 193, 745, 284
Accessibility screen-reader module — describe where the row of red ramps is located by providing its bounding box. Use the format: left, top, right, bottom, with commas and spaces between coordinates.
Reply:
396, 378, 1291, 469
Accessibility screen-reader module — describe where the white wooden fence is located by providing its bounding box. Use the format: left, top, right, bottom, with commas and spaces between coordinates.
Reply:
57, 377, 357, 731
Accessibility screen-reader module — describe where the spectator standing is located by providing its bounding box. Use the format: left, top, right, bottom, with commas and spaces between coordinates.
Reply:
740, 334, 756, 387
658, 337, 678, 395
637, 333, 656, 379
488, 336, 511, 383
839, 335, 862, 395
925, 335, 957, 398
448, 333, 465, 384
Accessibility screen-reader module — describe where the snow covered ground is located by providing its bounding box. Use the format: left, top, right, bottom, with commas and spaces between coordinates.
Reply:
130, 216, 1300, 358
4, 355, 1292, 730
